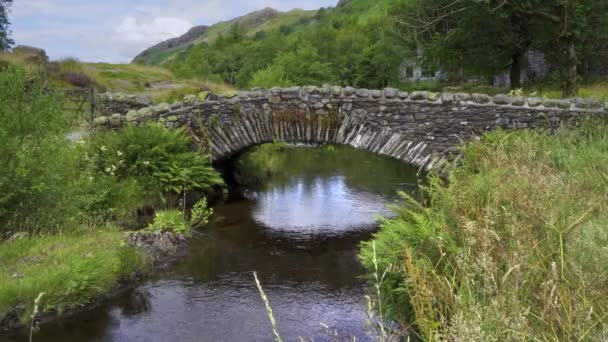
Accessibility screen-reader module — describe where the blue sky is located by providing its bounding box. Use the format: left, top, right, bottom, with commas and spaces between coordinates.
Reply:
10, 0, 337, 63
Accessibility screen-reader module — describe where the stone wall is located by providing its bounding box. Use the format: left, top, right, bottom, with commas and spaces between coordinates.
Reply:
97, 93, 152, 116
94, 86, 606, 170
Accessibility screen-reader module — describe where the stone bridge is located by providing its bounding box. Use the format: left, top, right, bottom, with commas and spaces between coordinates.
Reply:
96, 86, 606, 170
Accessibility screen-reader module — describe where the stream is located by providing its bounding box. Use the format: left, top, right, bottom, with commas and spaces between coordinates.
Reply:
11, 145, 418, 342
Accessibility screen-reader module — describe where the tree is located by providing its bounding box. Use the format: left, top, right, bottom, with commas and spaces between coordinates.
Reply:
514, 0, 608, 97
0, 0, 13, 51
175, 44, 212, 79
249, 64, 293, 88
392, 0, 534, 89
392, 0, 608, 97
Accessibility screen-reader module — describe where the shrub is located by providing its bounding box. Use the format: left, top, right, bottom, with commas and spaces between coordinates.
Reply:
360, 120, 608, 340
71, 171, 145, 226
190, 198, 213, 227
89, 124, 224, 207
0, 67, 80, 236
147, 210, 189, 235
249, 64, 293, 89
62, 71, 92, 87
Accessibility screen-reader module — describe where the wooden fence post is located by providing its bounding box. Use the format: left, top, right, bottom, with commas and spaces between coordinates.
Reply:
89, 88, 96, 128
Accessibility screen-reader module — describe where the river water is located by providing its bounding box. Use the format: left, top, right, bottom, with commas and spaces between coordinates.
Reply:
12, 145, 418, 342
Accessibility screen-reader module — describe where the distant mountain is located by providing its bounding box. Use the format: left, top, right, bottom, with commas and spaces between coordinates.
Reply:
132, 7, 317, 65
132, 26, 210, 64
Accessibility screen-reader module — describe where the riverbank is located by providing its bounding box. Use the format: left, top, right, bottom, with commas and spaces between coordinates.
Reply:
0, 227, 189, 334
360, 119, 608, 340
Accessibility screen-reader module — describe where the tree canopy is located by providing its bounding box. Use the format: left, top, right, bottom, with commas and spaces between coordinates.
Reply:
391, 0, 608, 96
170, 5, 406, 90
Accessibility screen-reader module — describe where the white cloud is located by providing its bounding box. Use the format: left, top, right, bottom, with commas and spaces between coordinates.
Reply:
113, 16, 193, 58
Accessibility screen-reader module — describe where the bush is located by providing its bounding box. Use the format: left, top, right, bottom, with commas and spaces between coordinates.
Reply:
0, 67, 80, 236
190, 198, 213, 227
249, 64, 293, 89
360, 121, 608, 340
89, 124, 224, 207
147, 210, 189, 235
62, 71, 92, 87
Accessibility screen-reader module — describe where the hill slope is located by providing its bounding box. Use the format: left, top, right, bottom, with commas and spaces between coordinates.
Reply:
133, 7, 317, 65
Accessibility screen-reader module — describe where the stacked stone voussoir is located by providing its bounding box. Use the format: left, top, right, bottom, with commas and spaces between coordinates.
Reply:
93, 86, 607, 171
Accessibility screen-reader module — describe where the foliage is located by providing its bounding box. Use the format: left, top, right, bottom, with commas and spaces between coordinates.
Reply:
0, 67, 81, 235
249, 64, 293, 88
190, 198, 213, 227
165, 1, 405, 89
89, 124, 224, 206
391, 0, 608, 96
147, 210, 189, 235
0, 228, 149, 324
361, 119, 608, 340
0, 0, 12, 51
71, 170, 145, 226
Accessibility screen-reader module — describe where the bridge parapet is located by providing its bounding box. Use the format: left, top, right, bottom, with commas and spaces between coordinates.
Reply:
94, 86, 606, 170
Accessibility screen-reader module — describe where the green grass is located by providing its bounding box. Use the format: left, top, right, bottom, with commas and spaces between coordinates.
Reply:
361, 119, 608, 340
85, 62, 175, 90
0, 228, 150, 325
444, 80, 608, 101
540, 80, 608, 101
83, 63, 235, 103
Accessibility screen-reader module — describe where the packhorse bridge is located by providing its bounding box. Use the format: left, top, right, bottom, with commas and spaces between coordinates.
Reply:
95, 86, 606, 170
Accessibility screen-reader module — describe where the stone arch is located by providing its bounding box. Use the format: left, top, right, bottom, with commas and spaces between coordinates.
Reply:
96, 86, 606, 171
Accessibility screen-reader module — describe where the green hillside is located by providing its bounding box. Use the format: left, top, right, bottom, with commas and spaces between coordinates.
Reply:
134, 8, 318, 66
134, 0, 398, 66
133, 0, 406, 90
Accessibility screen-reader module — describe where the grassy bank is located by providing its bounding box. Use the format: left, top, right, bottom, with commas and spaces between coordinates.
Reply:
0, 228, 149, 326
361, 119, 608, 340
0, 66, 223, 332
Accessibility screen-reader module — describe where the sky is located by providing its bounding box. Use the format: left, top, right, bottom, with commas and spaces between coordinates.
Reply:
9, 0, 337, 63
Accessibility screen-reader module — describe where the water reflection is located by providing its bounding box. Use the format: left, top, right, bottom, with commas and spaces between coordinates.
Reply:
250, 175, 389, 237
9, 145, 418, 342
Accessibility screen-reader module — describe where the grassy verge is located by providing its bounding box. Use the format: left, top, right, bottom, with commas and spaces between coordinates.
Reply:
0, 227, 150, 326
0, 51, 235, 104
360, 119, 608, 340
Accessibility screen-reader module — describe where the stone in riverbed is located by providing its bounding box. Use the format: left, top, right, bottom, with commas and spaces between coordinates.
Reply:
127, 230, 187, 261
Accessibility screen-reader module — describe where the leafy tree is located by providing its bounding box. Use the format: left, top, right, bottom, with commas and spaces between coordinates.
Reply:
275, 43, 336, 86
514, 0, 608, 97
355, 39, 404, 88
0, 67, 80, 234
175, 44, 212, 79
392, 0, 535, 88
249, 64, 293, 88
0, 0, 13, 50
392, 0, 608, 96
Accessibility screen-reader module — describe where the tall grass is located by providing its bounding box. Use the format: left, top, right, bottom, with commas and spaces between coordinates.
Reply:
0, 228, 149, 325
361, 119, 608, 340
